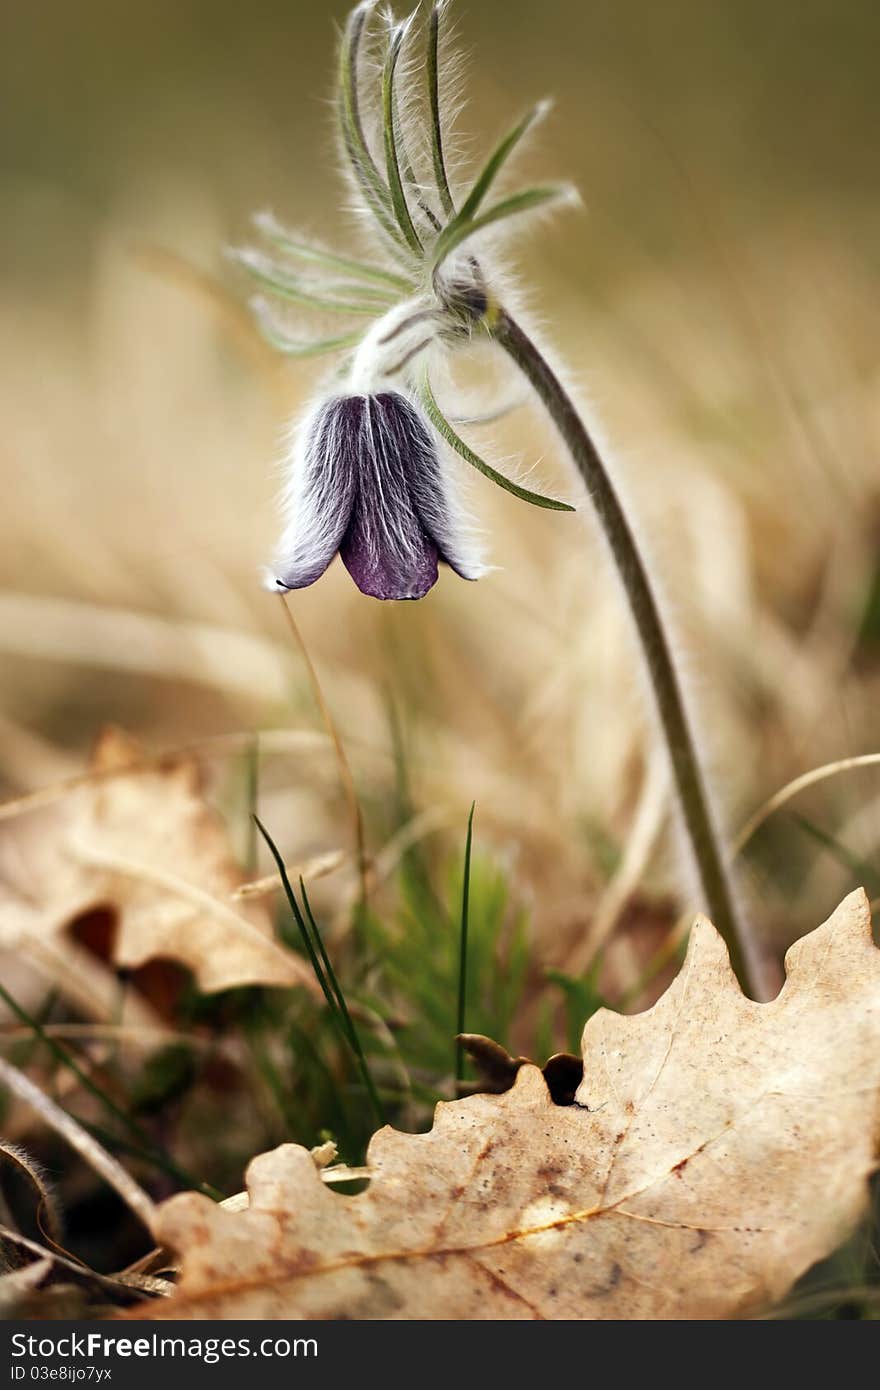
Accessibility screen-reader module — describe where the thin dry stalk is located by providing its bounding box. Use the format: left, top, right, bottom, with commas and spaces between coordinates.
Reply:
0, 1055, 156, 1233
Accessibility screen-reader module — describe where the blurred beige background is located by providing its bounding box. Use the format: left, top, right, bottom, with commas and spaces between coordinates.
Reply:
3, 0, 880, 958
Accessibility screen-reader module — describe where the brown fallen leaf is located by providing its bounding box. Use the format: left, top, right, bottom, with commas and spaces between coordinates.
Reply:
0, 727, 314, 997
142, 889, 880, 1320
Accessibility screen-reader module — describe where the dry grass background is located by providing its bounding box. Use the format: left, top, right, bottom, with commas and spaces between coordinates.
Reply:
2, 0, 880, 1012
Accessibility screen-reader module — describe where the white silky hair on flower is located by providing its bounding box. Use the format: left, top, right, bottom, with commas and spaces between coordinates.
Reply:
251, 0, 576, 601
242, 0, 761, 991
267, 395, 354, 593
269, 382, 488, 598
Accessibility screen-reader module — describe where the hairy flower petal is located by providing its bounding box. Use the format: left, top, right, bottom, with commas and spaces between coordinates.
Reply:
271, 391, 485, 601
369, 392, 486, 585
271, 397, 359, 591
339, 394, 441, 601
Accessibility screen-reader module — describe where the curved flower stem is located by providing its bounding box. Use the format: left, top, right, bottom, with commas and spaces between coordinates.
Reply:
493, 308, 770, 1000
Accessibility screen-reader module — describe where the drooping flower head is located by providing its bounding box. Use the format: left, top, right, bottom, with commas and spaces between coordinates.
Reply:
276, 390, 482, 600
235, 1, 577, 601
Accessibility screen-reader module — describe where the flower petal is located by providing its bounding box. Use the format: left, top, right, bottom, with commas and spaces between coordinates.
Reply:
392, 395, 487, 582
270, 396, 359, 591
339, 394, 440, 600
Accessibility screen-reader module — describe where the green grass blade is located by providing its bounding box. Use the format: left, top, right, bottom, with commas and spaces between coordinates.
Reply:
432, 185, 573, 273
254, 817, 384, 1128
254, 213, 413, 292
792, 813, 880, 898
80, 1119, 222, 1201
253, 815, 340, 1020
456, 102, 548, 226
420, 372, 576, 512
455, 802, 476, 1084
381, 16, 423, 255
0, 979, 218, 1198
299, 879, 384, 1128
427, 2, 455, 217
250, 299, 363, 358
244, 1016, 300, 1137
245, 733, 259, 876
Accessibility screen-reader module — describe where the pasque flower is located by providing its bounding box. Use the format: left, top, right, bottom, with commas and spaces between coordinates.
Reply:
236, 0, 766, 995
234, 0, 575, 602
273, 389, 484, 601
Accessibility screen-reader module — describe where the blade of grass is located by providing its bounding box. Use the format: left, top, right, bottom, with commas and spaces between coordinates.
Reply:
253, 816, 384, 1127
245, 733, 259, 876
299, 878, 384, 1128
244, 1017, 301, 1138
455, 802, 476, 1085
79, 1119, 221, 1201
253, 816, 339, 1016
791, 813, 880, 899
0, 979, 218, 1199
420, 371, 575, 511
733, 752, 880, 855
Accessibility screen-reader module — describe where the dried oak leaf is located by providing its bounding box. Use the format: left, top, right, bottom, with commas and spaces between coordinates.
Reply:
0, 727, 312, 996
143, 890, 880, 1320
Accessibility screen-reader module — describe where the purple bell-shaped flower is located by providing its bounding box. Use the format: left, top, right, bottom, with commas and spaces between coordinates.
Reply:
271, 390, 485, 601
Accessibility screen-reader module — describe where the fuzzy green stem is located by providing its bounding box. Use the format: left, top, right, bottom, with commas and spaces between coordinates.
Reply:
492, 308, 770, 1000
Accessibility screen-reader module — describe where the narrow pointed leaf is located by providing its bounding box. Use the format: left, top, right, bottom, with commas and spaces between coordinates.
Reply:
456, 101, 549, 226
394, 89, 442, 235
339, 3, 408, 249
251, 299, 363, 358
252, 818, 341, 1025
254, 214, 413, 292
432, 185, 573, 272
420, 373, 575, 511
233, 251, 383, 316
427, 2, 456, 217
299, 878, 384, 1127
381, 17, 423, 255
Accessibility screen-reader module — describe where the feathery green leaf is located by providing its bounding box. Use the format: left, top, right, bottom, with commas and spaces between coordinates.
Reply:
456, 102, 549, 225
382, 16, 423, 255
428, 2, 456, 218
432, 185, 573, 272
254, 213, 413, 292
420, 372, 576, 511
339, 3, 408, 249
251, 299, 363, 357
234, 251, 385, 315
